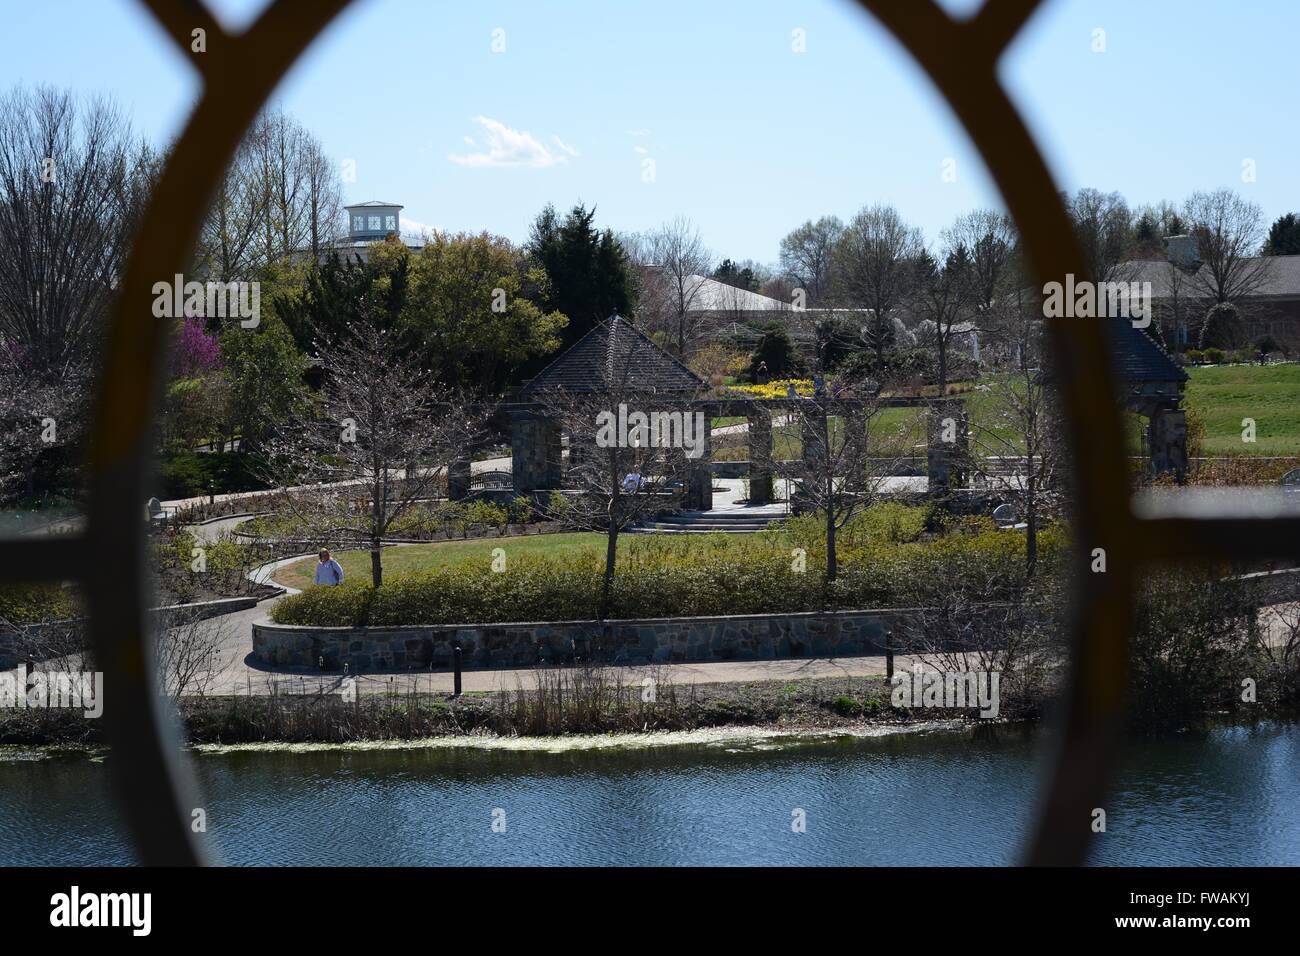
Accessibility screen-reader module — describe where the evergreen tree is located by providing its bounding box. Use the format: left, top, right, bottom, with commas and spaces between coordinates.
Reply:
748, 326, 804, 381
1264, 212, 1300, 255
527, 203, 636, 349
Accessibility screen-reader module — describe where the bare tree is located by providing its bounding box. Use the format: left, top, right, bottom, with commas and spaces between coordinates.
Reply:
1151, 255, 1198, 352
1067, 187, 1133, 283
940, 208, 1017, 313
646, 216, 713, 355
0, 362, 90, 503
912, 245, 976, 393
772, 373, 912, 583
532, 378, 704, 618
301, 136, 344, 259
0, 86, 155, 372
832, 203, 924, 366
894, 567, 1062, 711
961, 319, 1064, 578
153, 609, 235, 700
1183, 187, 1270, 310
195, 107, 343, 280
262, 295, 482, 588
194, 134, 267, 281
779, 216, 843, 307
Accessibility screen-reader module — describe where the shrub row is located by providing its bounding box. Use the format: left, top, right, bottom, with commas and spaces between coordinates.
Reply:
0, 582, 80, 625
271, 526, 1064, 627
243, 497, 538, 542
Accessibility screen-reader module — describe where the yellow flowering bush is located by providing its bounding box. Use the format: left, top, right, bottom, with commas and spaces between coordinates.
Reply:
724, 378, 814, 400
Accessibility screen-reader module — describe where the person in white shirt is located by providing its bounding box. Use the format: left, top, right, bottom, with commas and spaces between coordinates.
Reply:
314, 549, 344, 586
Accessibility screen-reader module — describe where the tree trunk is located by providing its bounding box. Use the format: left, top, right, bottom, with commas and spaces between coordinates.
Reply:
602, 525, 618, 619
824, 424, 838, 583
371, 540, 382, 588
1025, 479, 1038, 580
826, 506, 838, 583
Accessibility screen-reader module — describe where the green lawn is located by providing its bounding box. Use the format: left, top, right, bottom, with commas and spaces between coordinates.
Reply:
274, 532, 607, 589
710, 365, 1300, 460
273, 530, 763, 590
1184, 364, 1300, 456
712, 408, 929, 461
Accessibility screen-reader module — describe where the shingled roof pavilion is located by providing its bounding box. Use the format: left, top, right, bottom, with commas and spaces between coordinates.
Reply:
519, 316, 705, 398
509, 316, 713, 505
1081, 319, 1189, 480
466, 314, 1190, 508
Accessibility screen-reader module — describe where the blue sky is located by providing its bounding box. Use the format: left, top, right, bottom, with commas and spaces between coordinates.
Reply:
4, 0, 1297, 265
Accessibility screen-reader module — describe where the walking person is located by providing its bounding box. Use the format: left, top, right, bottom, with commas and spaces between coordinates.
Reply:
315, 548, 345, 586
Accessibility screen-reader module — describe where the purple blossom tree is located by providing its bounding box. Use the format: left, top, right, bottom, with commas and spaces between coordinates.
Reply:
169, 319, 223, 379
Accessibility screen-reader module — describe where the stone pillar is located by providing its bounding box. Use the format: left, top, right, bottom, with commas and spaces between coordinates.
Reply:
926, 400, 968, 494
683, 425, 712, 511
511, 411, 562, 493
842, 408, 868, 483
747, 407, 773, 505
792, 405, 828, 515
800, 406, 828, 469
1149, 406, 1187, 483
447, 459, 471, 501
564, 428, 584, 483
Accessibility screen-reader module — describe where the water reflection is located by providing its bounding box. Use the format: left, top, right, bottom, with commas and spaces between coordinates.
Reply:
0, 722, 1295, 866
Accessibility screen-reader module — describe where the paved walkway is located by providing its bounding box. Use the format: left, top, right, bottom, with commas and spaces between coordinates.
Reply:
203, 606, 924, 697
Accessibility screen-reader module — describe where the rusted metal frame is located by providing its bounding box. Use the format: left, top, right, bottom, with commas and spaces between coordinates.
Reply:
4, 0, 1282, 869
1135, 517, 1300, 564
854, 0, 1134, 866
74, 0, 355, 866
0, 537, 90, 581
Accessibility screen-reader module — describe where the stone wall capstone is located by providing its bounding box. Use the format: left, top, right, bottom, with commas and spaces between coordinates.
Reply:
252, 608, 904, 671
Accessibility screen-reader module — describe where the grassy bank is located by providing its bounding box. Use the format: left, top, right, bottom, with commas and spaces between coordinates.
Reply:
0, 673, 1039, 746
1185, 363, 1300, 455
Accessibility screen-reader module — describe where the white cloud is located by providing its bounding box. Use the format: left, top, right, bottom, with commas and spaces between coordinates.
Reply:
449, 116, 572, 168
400, 217, 439, 240
551, 135, 580, 158
633, 145, 648, 155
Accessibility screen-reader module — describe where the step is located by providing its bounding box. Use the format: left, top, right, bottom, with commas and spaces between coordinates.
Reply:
646, 516, 778, 526
627, 526, 769, 535
640, 524, 771, 532
660, 515, 780, 522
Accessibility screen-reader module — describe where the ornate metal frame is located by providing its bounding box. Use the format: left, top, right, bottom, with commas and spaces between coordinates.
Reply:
2, 0, 1290, 865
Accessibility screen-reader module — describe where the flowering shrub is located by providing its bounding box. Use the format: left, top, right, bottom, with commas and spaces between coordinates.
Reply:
724, 378, 813, 400
169, 318, 223, 378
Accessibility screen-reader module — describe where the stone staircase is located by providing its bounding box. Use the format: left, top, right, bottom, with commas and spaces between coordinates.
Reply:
630, 506, 787, 535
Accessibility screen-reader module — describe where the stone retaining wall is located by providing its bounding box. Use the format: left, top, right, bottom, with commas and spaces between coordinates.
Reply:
252, 608, 908, 671
0, 596, 262, 668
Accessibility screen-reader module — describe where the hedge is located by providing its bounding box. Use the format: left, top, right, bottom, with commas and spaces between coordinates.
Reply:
0, 582, 80, 625
270, 526, 1065, 627
158, 451, 269, 499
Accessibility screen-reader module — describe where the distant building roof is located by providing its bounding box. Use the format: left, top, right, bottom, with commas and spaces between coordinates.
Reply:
520, 316, 705, 397
1127, 254, 1300, 300
345, 200, 404, 209
685, 275, 790, 312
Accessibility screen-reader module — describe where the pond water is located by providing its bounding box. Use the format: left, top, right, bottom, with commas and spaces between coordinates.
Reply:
1, 722, 1296, 865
